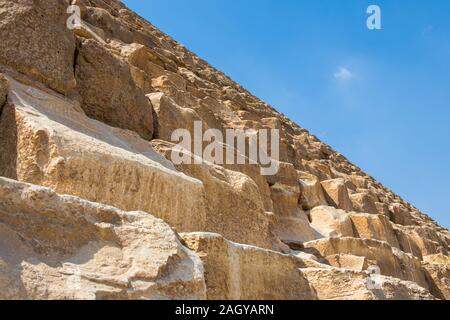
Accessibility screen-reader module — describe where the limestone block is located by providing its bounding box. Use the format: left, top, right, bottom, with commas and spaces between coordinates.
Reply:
0, 177, 206, 300
325, 254, 369, 271
297, 171, 328, 210
75, 39, 154, 140
389, 203, 416, 226
350, 213, 399, 248
321, 178, 354, 211
147, 92, 205, 142
151, 140, 278, 250
303, 237, 429, 289
0, 0, 76, 95
269, 183, 319, 244
309, 206, 355, 238
182, 232, 317, 300
301, 268, 435, 300
0, 78, 206, 232
422, 254, 450, 300
350, 192, 379, 214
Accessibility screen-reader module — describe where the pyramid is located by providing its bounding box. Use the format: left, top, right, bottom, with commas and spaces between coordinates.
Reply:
0, 0, 448, 300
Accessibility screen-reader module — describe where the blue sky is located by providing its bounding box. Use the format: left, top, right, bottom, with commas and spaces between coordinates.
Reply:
123, 0, 450, 229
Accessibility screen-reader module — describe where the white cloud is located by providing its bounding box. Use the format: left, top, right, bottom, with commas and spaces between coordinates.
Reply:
334, 67, 353, 81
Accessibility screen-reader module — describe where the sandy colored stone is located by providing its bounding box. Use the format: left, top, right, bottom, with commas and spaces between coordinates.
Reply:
422, 254, 450, 300
350, 213, 399, 248
266, 161, 298, 187
0, 0, 448, 301
389, 203, 416, 226
151, 140, 279, 250
75, 39, 154, 140
269, 183, 319, 244
0, 177, 206, 300
147, 92, 206, 142
225, 162, 274, 212
182, 232, 316, 300
350, 192, 379, 215
297, 170, 328, 210
394, 224, 449, 258
0, 0, 76, 95
303, 237, 429, 289
302, 268, 435, 300
375, 202, 391, 216
325, 254, 369, 271
309, 206, 355, 238
0, 77, 206, 232
321, 178, 355, 211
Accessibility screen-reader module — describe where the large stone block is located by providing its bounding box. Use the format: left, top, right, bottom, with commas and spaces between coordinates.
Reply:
389, 203, 417, 226
321, 178, 354, 211
147, 92, 205, 142
151, 140, 279, 250
303, 237, 429, 289
309, 206, 355, 238
75, 39, 154, 140
0, 0, 76, 95
297, 171, 328, 210
269, 183, 319, 244
182, 232, 317, 300
422, 254, 450, 300
350, 213, 399, 248
301, 268, 435, 300
0, 77, 206, 232
0, 177, 206, 300
350, 192, 379, 215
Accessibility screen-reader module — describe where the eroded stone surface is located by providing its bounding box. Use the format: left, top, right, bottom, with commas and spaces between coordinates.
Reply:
0, 0, 76, 95
302, 268, 435, 300
0, 0, 448, 301
0, 177, 206, 300
75, 39, 154, 140
182, 232, 316, 300
151, 140, 279, 250
0, 77, 207, 232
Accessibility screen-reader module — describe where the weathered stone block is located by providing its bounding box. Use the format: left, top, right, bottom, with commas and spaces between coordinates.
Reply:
182, 232, 316, 300
0, 78, 206, 232
0, 177, 206, 300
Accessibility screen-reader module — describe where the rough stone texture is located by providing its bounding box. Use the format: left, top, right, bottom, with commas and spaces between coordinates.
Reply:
0, 0, 448, 300
151, 140, 280, 250
298, 170, 328, 210
0, 77, 207, 232
182, 233, 316, 300
0, 0, 76, 95
422, 254, 450, 300
75, 39, 154, 140
0, 177, 206, 300
309, 206, 355, 238
147, 92, 204, 142
321, 178, 355, 211
302, 268, 435, 300
303, 237, 429, 289
269, 183, 320, 244
350, 192, 379, 215
350, 213, 399, 248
